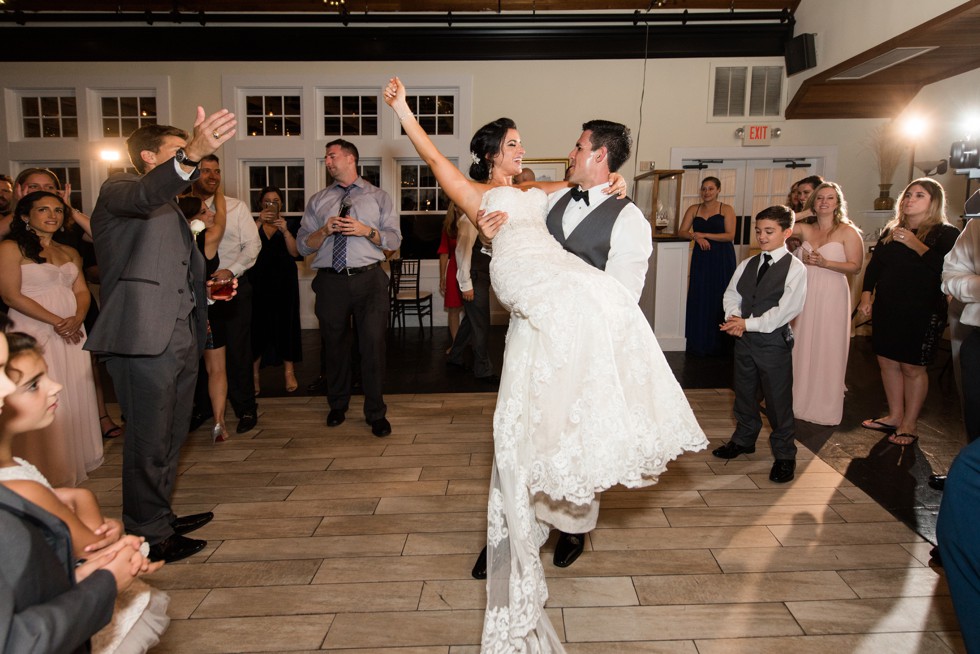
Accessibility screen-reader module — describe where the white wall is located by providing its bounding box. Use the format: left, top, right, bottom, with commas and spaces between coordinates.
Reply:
3, 47, 980, 326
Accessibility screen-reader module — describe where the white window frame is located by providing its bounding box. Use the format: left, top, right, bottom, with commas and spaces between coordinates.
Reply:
317, 89, 381, 139
1, 75, 170, 213
14, 90, 78, 140
93, 90, 159, 140
238, 88, 303, 139
706, 58, 788, 123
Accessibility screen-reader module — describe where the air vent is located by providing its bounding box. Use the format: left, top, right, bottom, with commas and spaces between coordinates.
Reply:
828, 46, 937, 80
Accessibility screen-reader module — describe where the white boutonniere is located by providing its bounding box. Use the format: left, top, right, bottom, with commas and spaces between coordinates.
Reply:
189, 219, 206, 237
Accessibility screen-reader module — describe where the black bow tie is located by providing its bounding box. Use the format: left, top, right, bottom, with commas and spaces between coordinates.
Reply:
569, 187, 590, 206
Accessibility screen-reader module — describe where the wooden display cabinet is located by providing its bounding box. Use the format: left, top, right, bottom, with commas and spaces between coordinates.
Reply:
633, 169, 684, 235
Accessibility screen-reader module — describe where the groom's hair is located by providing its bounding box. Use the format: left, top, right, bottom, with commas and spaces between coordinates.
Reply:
582, 119, 632, 173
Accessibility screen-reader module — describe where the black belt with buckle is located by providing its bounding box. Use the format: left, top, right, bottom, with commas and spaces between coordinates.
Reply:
322, 261, 381, 276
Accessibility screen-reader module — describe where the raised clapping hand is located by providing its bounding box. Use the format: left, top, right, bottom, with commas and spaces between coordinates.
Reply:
383, 77, 408, 112
182, 107, 238, 165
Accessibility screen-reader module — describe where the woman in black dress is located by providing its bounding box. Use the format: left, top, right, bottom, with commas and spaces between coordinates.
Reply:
858, 178, 959, 446
249, 186, 302, 393
178, 194, 230, 443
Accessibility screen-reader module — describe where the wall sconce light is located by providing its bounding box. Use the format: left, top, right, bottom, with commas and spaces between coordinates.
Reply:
100, 149, 121, 162
734, 127, 744, 138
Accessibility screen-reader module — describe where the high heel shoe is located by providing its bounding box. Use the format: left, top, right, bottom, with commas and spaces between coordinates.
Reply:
211, 423, 229, 444
284, 369, 298, 393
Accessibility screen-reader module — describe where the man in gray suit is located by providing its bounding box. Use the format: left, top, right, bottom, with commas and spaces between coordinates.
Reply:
87, 108, 237, 563
0, 484, 126, 653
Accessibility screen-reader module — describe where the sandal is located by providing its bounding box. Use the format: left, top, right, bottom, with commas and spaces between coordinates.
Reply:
99, 415, 123, 439
862, 418, 898, 434
888, 432, 919, 446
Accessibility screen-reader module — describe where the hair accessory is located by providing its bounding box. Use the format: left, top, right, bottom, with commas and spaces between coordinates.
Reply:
470, 152, 481, 165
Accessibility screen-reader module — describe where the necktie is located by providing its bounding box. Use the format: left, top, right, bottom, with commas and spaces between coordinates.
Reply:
332, 185, 353, 272
756, 253, 772, 283
569, 186, 590, 206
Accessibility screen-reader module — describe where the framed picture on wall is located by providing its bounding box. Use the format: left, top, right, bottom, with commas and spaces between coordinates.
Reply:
521, 158, 568, 183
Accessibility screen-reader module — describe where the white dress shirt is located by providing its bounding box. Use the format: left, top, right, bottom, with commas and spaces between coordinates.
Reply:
943, 219, 980, 329
207, 194, 260, 277
723, 245, 807, 334
547, 183, 652, 302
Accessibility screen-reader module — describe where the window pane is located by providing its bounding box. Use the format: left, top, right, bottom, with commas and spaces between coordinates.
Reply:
419, 166, 435, 188
102, 97, 118, 117
120, 96, 138, 116
283, 117, 301, 136
103, 118, 119, 137
22, 97, 39, 117
437, 96, 454, 114
268, 167, 286, 188
23, 118, 40, 138
342, 116, 359, 134
406, 96, 418, 113
284, 95, 301, 115
140, 97, 157, 116
42, 118, 61, 137
361, 165, 381, 188
436, 117, 453, 135
60, 97, 77, 116
246, 96, 263, 115
264, 96, 283, 116
287, 166, 304, 188
342, 96, 360, 115
288, 194, 305, 213
324, 117, 340, 134
323, 96, 340, 115
419, 188, 436, 211
419, 116, 436, 133
362, 96, 377, 114
401, 166, 417, 187
247, 117, 263, 136
419, 95, 436, 114
361, 117, 378, 136
249, 167, 266, 188
120, 118, 139, 137
62, 118, 78, 138
401, 189, 417, 211
265, 117, 283, 136
41, 97, 60, 117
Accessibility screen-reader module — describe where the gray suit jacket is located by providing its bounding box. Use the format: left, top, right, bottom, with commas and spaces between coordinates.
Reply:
85, 161, 208, 357
0, 485, 117, 654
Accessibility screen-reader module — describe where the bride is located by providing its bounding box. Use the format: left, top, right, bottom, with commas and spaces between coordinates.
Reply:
384, 78, 707, 653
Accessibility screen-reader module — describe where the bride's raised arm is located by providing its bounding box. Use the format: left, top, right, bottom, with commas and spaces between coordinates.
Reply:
384, 77, 486, 222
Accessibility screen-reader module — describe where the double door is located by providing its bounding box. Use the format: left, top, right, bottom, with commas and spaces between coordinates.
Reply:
679, 158, 824, 262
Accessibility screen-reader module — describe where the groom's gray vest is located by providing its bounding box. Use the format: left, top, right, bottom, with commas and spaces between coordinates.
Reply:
546, 192, 631, 270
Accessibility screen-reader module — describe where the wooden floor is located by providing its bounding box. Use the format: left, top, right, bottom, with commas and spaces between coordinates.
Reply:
89, 390, 965, 653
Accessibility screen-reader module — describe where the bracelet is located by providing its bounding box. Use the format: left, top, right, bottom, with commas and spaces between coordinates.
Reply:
396, 111, 413, 121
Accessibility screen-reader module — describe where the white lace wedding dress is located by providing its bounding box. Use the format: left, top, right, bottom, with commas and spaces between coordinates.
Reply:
480, 186, 708, 653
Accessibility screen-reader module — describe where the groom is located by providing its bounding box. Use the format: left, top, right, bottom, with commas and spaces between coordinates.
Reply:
477, 119, 652, 572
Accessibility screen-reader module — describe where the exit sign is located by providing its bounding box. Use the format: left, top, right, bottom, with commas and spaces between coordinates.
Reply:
742, 125, 772, 146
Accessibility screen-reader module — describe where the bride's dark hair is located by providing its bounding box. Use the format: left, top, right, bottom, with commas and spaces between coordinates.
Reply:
469, 117, 517, 182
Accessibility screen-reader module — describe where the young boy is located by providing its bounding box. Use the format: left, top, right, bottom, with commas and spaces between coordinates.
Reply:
713, 205, 807, 483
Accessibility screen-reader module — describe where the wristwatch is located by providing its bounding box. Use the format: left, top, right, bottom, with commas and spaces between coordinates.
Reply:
368, 228, 378, 240
174, 148, 199, 167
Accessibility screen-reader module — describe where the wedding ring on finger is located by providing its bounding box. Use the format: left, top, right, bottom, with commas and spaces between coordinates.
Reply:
212, 130, 221, 139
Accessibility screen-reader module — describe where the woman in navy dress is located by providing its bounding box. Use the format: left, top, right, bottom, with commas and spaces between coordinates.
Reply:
679, 176, 737, 356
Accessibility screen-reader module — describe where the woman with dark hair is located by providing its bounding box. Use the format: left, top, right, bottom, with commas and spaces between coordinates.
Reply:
249, 185, 302, 393
385, 78, 706, 652
0, 191, 103, 486
790, 182, 864, 425
438, 201, 465, 351
858, 178, 960, 445
678, 176, 737, 356
178, 193, 231, 442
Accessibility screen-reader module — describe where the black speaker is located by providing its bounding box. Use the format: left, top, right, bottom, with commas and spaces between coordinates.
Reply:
785, 33, 817, 76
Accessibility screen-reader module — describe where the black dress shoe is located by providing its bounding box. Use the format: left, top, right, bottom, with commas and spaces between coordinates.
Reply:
236, 410, 258, 434
553, 531, 586, 568
327, 408, 346, 427
148, 534, 207, 563
446, 360, 468, 371
307, 375, 328, 393
769, 459, 796, 483
171, 511, 214, 536
472, 545, 488, 580
928, 474, 947, 491
371, 417, 392, 437
189, 410, 212, 432
712, 440, 756, 460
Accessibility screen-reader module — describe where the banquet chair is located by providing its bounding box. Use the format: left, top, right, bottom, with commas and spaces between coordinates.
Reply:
391, 258, 433, 336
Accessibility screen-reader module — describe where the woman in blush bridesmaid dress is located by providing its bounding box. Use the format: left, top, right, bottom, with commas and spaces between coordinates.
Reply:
790, 182, 864, 426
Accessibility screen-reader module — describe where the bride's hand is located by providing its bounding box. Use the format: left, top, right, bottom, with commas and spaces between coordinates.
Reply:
604, 173, 628, 198
383, 77, 407, 109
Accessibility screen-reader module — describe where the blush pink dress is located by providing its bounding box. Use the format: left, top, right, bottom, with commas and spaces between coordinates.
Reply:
9, 262, 103, 486
791, 241, 851, 426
